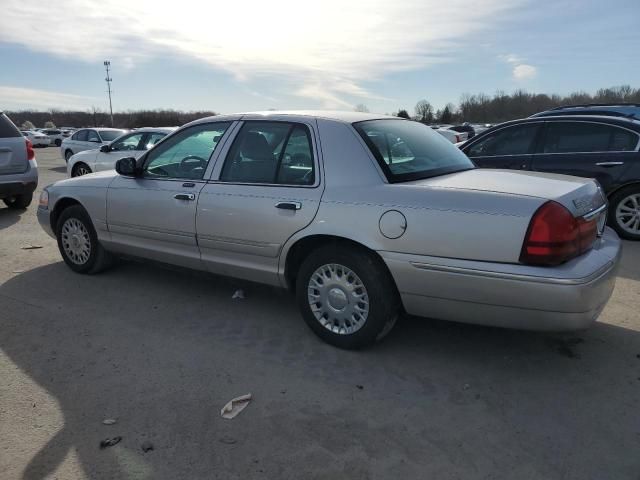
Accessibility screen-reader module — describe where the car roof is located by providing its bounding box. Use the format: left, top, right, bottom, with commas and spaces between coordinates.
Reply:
187, 110, 398, 126
129, 127, 176, 133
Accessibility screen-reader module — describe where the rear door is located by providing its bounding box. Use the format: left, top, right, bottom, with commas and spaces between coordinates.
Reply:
0, 113, 28, 175
531, 120, 639, 192
463, 122, 542, 170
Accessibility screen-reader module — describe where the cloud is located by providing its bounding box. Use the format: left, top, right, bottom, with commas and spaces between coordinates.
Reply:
1, 0, 524, 108
0, 86, 97, 110
512, 64, 538, 80
499, 53, 538, 81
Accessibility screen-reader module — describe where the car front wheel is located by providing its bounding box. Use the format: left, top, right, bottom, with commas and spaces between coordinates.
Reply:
610, 186, 640, 240
56, 205, 113, 274
296, 244, 399, 349
72, 163, 92, 177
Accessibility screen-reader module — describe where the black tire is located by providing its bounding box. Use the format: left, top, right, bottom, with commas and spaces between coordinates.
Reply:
296, 244, 400, 349
3, 193, 33, 209
64, 150, 74, 162
56, 205, 113, 274
608, 186, 640, 240
55, 139, 62, 147
72, 162, 92, 177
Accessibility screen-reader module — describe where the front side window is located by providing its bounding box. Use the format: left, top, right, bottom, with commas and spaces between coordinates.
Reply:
543, 122, 638, 153
110, 133, 144, 151
144, 122, 231, 180
73, 130, 88, 141
87, 130, 101, 142
220, 121, 315, 185
468, 124, 540, 157
99, 130, 126, 142
354, 119, 474, 182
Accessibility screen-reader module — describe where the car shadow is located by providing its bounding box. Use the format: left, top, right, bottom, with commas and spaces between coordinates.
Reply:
2, 261, 639, 479
49, 166, 67, 174
0, 205, 24, 230
617, 239, 640, 281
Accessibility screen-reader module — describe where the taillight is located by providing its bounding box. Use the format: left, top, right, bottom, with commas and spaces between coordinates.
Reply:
520, 201, 598, 266
25, 139, 35, 160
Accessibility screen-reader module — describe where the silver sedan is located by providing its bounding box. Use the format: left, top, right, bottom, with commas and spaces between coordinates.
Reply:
37, 111, 621, 349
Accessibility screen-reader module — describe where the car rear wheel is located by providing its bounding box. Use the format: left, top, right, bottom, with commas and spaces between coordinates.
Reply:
72, 162, 92, 177
609, 186, 640, 240
64, 150, 74, 163
56, 205, 113, 274
3, 193, 33, 209
296, 244, 399, 349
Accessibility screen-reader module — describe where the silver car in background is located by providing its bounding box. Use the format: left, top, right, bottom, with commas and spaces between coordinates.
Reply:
60, 127, 126, 162
38, 111, 621, 349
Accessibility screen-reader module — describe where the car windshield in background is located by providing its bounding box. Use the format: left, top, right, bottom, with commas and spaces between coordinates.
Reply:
354, 119, 474, 182
100, 130, 126, 141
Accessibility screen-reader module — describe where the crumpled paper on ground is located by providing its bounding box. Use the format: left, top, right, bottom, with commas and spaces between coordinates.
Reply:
220, 393, 252, 419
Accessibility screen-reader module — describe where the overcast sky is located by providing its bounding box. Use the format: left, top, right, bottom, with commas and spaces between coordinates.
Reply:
0, 0, 638, 113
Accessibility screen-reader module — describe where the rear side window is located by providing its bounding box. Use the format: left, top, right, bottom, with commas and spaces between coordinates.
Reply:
467, 124, 540, 156
0, 113, 22, 138
543, 122, 639, 153
220, 121, 315, 185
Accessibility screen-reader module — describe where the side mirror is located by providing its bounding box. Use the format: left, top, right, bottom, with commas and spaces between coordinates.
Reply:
100, 144, 111, 153
115, 157, 139, 177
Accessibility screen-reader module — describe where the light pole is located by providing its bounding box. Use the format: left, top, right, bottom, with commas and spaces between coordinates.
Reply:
104, 60, 114, 127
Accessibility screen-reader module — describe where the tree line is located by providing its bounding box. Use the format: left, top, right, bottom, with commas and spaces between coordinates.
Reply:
391, 85, 640, 124
4, 108, 218, 130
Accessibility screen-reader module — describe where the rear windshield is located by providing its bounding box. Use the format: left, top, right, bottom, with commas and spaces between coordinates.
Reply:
0, 113, 22, 138
99, 130, 126, 141
354, 119, 474, 182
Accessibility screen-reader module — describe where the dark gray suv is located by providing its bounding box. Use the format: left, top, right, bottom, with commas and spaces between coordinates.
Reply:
0, 112, 38, 209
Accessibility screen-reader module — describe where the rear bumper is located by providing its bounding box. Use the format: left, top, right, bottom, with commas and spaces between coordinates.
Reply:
0, 162, 38, 199
381, 227, 622, 331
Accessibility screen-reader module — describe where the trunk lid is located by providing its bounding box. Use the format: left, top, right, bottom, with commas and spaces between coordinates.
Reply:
412, 169, 606, 217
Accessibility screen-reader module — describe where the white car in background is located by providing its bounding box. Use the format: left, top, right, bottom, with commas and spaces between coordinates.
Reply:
60, 127, 127, 162
435, 125, 469, 144
67, 127, 175, 177
21, 130, 51, 147
40, 128, 71, 147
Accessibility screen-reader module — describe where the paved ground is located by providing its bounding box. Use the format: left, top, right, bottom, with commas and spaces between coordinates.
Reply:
1, 147, 639, 480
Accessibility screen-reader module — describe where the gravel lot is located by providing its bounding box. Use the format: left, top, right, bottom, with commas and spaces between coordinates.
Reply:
1, 147, 639, 480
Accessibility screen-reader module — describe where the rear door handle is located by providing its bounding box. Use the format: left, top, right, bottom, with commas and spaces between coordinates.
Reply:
275, 201, 302, 210
595, 161, 624, 167
174, 193, 196, 201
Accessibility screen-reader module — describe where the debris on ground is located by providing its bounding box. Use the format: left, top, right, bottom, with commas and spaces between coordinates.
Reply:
102, 418, 117, 425
99, 437, 122, 449
221, 393, 252, 419
219, 436, 237, 445
355, 385, 364, 390
21, 245, 43, 250
12, 270, 24, 274
232, 289, 245, 300
141, 441, 154, 453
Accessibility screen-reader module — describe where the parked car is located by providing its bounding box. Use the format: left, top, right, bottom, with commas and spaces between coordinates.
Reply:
67, 127, 176, 177
435, 126, 468, 143
531, 103, 640, 119
0, 112, 38, 209
449, 123, 476, 139
38, 111, 620, 349
21, 130, 51, 147
40, 128, 71, 147
460, 115, 640, 240
60, 128, 126, 162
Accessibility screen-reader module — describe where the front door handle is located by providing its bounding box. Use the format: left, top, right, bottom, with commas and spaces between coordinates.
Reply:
174, 193, 196, 201
595, 161, 624, 167
275, 201, 302, 211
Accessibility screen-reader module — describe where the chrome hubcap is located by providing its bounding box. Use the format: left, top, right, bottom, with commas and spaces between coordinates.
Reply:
61, 218, 91, 264
616, 193, 640, 234
307, 263, 370, 335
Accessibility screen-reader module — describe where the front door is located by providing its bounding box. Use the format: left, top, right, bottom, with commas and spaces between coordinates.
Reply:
197, 119, 322, 285
106, 121, 234, 269
464, 122, 542, 170
93, 131, 146, 172
531, 120, 638, 192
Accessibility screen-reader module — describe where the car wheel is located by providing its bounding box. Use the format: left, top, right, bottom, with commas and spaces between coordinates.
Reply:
609, 186, 640, 240
72, 162, 92, 177
55, 139, 62, 147
3, 193, 33, 209
56, 205, 113, 274
296, 244, 399, 349
64, 150, 74, 163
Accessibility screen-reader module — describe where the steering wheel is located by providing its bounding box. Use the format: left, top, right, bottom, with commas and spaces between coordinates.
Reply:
180, 155, 207, 171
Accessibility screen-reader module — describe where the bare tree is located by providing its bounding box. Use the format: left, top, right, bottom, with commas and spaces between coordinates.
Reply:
414, 100, 433, 123
354, 104, 370, 113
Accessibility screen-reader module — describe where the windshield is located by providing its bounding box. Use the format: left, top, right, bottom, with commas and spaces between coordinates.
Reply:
99, 130, 126, 141
354, 119, 474, 182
